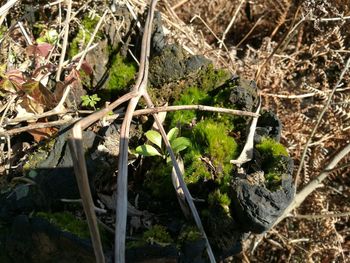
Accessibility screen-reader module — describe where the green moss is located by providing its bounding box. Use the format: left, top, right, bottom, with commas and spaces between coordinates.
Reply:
143, 225, 173, 246
104, 54, 136, 97
69, 15, 103, 58
178, 226, 202, 243
208, 190, 231, 214
35, 212, 91, 239
170, 86, 209, 126
256, 137, 288, 158
198, 64, 230, 92
193, 120, 238, 167
183, 120, 238, 184
256, 137, 289, 191
183, 149, 211, 183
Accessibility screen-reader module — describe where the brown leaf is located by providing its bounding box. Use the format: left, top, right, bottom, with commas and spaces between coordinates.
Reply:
26, 43, 53, 58
21, 81, 56, 110
28, 125, 57, 142
80, 60, 93, 76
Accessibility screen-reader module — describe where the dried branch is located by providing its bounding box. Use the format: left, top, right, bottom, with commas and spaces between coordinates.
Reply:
275, 142, 350, 226
218, 0, 245, 50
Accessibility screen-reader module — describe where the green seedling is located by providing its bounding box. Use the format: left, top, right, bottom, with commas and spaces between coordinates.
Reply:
135, 127, 191, 162
81, 94, 101, 109
36, 29, 59, 44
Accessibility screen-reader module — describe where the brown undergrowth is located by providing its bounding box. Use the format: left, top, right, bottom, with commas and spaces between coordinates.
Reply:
156, 0, 350, 261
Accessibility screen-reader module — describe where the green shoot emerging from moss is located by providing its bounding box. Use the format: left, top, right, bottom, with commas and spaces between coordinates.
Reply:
135, 127, 191, 162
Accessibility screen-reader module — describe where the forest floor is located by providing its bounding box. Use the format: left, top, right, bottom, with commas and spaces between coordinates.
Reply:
0, 0, 349, 262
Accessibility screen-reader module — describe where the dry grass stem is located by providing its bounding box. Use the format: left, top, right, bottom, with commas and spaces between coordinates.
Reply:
76, 10, 108, 70
56, 0, 72, 81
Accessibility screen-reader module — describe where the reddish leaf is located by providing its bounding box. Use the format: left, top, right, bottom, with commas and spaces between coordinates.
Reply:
26, 43, 53, 58
7, 69, 26, 90
80, 60, 93, 76
28, 125, 58, 142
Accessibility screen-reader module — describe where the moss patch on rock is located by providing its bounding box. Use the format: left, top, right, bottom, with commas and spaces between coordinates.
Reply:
35, 211, 90, 239
98, 54, 137, 100
256, 137, 289, 190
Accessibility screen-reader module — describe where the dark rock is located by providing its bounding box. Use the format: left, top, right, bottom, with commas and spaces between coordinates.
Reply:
255, 110, 282, 143
180, 238, 207, 263
228, 78, 258, 112
230, 159, 295, 233
152, 11, 166, 54
149, 45, 210, 87
0, 215, 96, 263
126, 243, 178, 263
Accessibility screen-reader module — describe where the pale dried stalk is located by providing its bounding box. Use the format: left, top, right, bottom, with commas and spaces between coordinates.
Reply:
218, 0, 245, 50
68, 92, 136, 263
231, 96, 261, 166
1, 103, 257, 136
133, 104, 259, 117
56, 0, 72, 81
76, 10, 108, 70
0, 0, 19, 17
295, 56, 350, 189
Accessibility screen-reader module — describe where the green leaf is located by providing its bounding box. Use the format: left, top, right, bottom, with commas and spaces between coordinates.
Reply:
135, 144, 161, 157
167, 127, 179, 142
145, 130, 162, 149
171, 137, 191, 154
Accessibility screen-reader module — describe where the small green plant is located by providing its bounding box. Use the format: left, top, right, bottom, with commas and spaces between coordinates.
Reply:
36, 29, 59, 44
135, 127, 191, 162
81, 94, 101, 109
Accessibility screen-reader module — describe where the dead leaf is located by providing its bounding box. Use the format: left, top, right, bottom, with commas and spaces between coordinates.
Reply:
27, 124, 57, 142
80, 60, 93, 76
26, 43, 53, 58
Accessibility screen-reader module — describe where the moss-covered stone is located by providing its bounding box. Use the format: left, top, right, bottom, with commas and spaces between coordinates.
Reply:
23, 139, 55, 172
35, 212, 90, 239
104, 54, 136, 97
69, 15, 103, 58
256, 137, 289, 190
